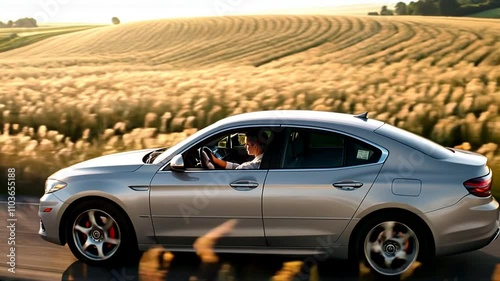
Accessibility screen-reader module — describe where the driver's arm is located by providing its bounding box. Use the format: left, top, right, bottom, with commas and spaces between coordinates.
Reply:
210, 154, 238, 169
211, 154, 226, 168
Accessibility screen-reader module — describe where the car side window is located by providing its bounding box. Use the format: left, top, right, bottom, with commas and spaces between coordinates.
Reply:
345, 137, 382, 166
183, 128, 276, 170
280, 128, 381, 169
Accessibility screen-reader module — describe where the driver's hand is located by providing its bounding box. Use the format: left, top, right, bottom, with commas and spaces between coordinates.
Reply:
208, 151, 217, 161
201, 150, 215, 170
202, 147, 216, 161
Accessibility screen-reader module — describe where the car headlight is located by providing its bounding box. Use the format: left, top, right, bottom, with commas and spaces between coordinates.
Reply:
45, 179, 67, 194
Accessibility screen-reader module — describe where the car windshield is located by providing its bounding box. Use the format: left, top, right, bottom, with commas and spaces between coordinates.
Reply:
151, 122, 221, 165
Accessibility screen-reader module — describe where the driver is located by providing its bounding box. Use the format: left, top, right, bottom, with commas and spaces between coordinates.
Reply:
202, 130, 268, 170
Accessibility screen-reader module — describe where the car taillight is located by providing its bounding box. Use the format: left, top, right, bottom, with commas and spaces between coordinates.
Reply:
464, 172, 492, 197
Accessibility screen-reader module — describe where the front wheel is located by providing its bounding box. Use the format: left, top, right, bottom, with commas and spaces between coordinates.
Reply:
355, 215, 428, 276
66, 200, 137, 266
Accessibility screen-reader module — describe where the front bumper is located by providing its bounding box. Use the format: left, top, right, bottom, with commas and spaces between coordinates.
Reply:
38, 193, 65, 245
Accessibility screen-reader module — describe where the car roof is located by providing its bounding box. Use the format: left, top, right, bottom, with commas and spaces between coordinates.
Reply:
214, 110, 385, 131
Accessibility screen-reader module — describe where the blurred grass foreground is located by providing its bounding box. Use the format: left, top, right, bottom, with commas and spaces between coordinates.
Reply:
0, 15, 499, 198
136, 219, 421, 281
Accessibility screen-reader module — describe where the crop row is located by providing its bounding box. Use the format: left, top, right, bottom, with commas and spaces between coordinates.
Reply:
0, 26, 100, 53
1, 16, 498, 68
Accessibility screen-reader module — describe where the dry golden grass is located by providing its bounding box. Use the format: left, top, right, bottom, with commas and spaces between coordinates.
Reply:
0, 15, 498, 196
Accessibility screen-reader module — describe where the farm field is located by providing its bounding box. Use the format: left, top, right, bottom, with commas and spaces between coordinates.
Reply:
0, 15, 498, 197
0, 25, 102, 53
469, 7, 500, 18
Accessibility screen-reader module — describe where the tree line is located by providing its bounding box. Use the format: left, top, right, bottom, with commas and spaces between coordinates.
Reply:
371, 0, 500, 16
0, 18, 38, 28
0, 17, 120, 28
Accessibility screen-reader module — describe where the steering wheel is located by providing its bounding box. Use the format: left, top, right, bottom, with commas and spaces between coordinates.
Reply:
199, 146, 216, 169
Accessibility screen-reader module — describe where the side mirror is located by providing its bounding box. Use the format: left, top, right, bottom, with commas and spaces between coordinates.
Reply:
170, 154, 185, 172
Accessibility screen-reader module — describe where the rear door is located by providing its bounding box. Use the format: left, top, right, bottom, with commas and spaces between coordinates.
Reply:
263, 127, 387, 247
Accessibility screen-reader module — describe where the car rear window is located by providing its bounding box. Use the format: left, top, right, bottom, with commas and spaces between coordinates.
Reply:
375, 124, 453, 159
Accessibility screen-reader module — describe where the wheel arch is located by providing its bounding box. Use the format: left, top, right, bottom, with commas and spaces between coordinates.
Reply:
347, 208, 435, 260
59, 196, 138, 247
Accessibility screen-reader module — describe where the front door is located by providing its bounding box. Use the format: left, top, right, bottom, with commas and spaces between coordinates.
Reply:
150, 169, 267, 246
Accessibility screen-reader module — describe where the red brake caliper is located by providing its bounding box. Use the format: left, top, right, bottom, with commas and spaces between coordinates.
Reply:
108, 225, 116, 248
83, 221, 90, 240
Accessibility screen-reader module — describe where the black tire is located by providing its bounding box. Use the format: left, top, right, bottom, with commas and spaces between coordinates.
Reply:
354, 213, 429, 277
66, 200, 138, 266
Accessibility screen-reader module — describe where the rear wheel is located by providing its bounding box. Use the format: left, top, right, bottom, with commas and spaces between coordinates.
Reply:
66, 200, 137, 266
355, 214, 428, 276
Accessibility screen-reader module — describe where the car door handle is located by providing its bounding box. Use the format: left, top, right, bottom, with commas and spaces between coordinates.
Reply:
333, 180, 363, 190
230, 180, 259, 191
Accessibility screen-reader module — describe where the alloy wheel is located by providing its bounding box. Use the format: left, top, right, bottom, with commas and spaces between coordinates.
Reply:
72, 209, 121, 261
364, 221, 419, 276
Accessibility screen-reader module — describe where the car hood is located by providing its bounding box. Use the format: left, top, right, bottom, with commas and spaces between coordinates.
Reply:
50, 149, 153, 179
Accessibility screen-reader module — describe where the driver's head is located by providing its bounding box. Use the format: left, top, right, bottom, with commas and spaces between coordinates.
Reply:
245, 129, 269, 154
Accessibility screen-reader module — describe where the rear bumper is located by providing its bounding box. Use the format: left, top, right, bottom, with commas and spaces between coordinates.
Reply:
488, 225, 500, 245
427, 195, 499, 256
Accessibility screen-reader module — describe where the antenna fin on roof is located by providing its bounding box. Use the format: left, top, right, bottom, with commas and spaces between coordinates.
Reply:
354, 112, 368, 120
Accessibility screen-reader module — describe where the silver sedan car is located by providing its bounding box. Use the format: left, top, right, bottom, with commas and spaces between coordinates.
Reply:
39, 110, 498, 276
